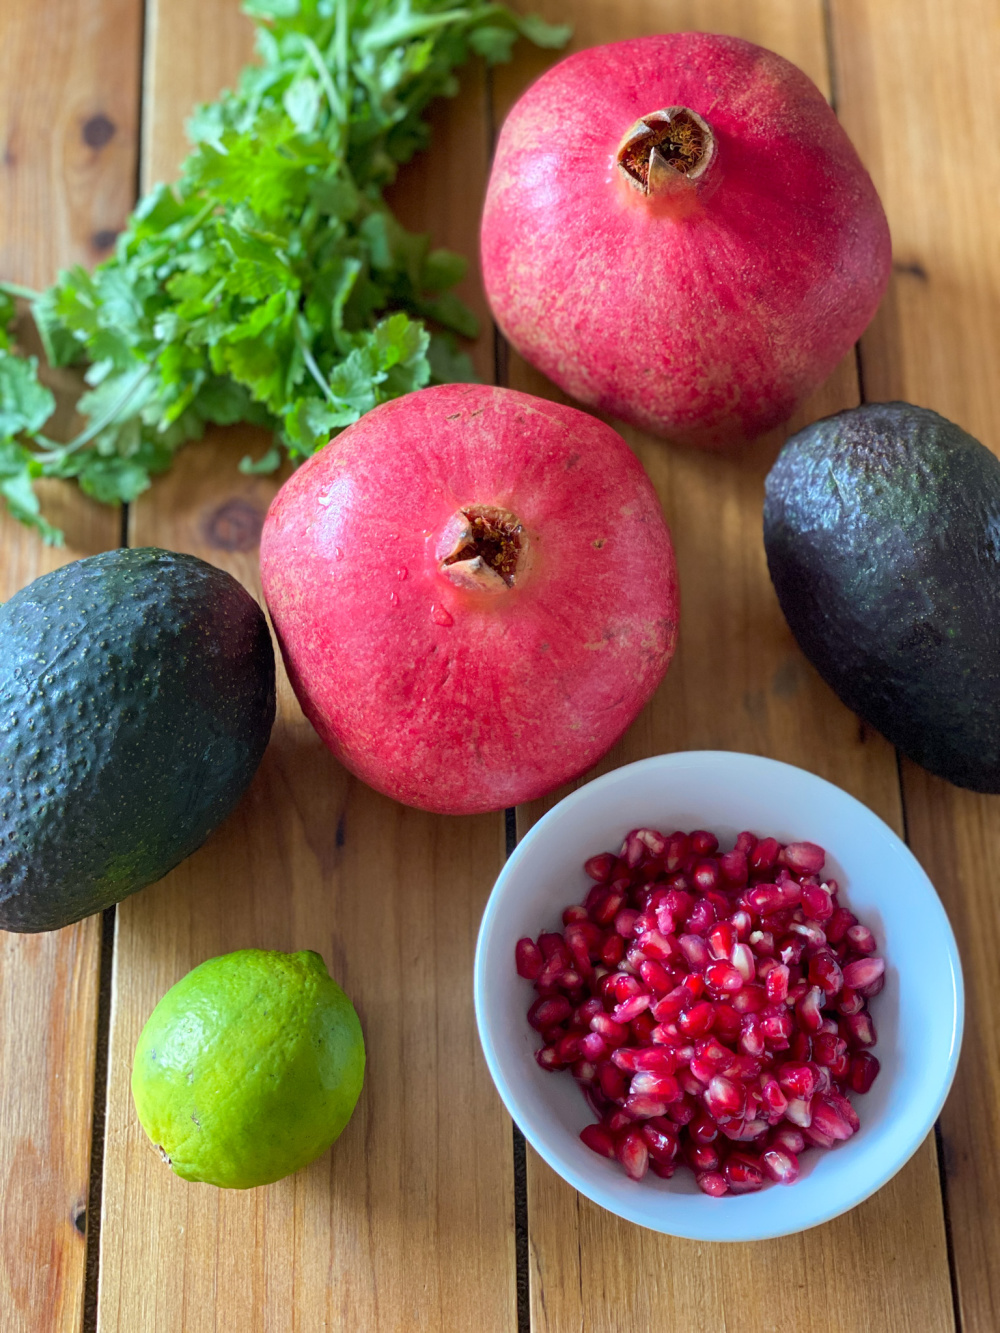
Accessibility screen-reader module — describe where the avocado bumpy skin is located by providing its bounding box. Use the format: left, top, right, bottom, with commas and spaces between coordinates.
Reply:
764, 402, 1000, 792
0, 548, 275, 931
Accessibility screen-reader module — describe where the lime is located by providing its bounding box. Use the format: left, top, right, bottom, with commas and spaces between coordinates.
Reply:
132, 949, 365, 1189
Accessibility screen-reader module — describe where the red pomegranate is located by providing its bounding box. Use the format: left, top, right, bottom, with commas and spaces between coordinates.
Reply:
260, 384, 678, 814
481, 33, 891, 449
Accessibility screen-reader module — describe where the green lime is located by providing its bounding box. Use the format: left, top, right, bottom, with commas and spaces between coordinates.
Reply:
131, 949, 365, 1189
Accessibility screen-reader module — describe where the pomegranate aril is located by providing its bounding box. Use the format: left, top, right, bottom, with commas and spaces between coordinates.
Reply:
572, 1058, 597, 1083
612, 994, 652, 1024
712, 1003, 741, 1044
749, 837, 780, 872
678, 1001, 715, 1037
708, 921, 737, 960
610, 973, 645, 1002
705, 1075, 745, 1120
731, 943, 755, 982
515, 938, 544, 980
615, 1129, 649, 1180
760, 1006, 793, 1042
731, 910, 754, 941
597, 1062, 627, 1102
706, 962, 744, 993
685, 1141, 720, 1172
580, 1123, 616, 1158
678, 934, 711, 969
563, 904, 590, 926
842, 956, 885, 991
606, 1108, 635, 1133
731, 984, 767, 1014
809, 953, 844, 996
685, 898, 717, 935
636, 929, 676, 962
641, 1121, 679, 1163
650, 1160, 677, 1179
766, 964, 790, 1003
739, 1015, 766, 1057
719, 850, 749, 886
573, 996, 604, 1026
788, 1029, 812, 1064
843, 1011, 877, 1048
535, 1046, 564, 1070
796, 985, 825, 1034
650, 987, 688, 1022
631, 1011, 657, 1043
630, 1071, 680, 1102
836, 985, 863, 1015
639, 959, 674, 994
801, 883, 833, 921
849, 1052, 881, 1093
590, 1014, 629, 1045
666, 1096, 697, 1126
845, 923, 877, 953
760, 1077, 788, 1119
826, 905, 857, 943
811, 1096, 854, 1141
779, 841, 825, 874
614, 907, 641, 938
696, 1170, 728, 1197
682, 973, 706, 1000
528, 996, 572, 1030
785, 1097, 813, 1128
762, 1147, 800, 1184
689, 830, 719, 856
746, 884, 784, 915
769, 1125, 806, 1154
599, 933, 625, 967
593, 889, 627, 926
812, 1032, 848, 1067
584, 853, 616, 883
723, 1156, 765, 1194
778, 1062, 817, 1098
581, 1032, 609, 1061
625, 1094, 669, 1118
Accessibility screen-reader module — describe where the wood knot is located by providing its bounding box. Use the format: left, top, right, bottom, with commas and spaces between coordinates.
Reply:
92, 228, 118, 252
82, 115, 116, 149
203, 498, 264, 552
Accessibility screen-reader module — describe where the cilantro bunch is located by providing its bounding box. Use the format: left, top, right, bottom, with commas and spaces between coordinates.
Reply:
0, 0, 569, 541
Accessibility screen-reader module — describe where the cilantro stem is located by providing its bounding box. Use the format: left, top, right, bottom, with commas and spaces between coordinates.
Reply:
302, 35, 346, 123
0, 281, 43, 303
296, 324, 337, 405
32, 360, 157, 462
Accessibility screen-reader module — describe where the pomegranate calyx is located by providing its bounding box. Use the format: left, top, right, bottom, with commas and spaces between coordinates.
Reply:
438, 505, 526, 592
616, 107, 715, 197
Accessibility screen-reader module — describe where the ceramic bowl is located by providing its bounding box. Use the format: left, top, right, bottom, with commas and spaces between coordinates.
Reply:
474, 751, 964, 1241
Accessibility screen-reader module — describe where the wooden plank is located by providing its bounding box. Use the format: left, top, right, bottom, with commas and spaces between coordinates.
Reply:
830, 2, 1000, 1329
0, 2, 141, 1330
97, 2, 513, 1329
492, 2, 957, 1329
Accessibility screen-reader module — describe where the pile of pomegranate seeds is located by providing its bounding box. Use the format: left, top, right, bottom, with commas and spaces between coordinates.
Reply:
516, 828, 884, 1197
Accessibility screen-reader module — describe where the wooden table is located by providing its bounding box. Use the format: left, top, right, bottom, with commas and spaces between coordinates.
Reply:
1, 0, 997, 1329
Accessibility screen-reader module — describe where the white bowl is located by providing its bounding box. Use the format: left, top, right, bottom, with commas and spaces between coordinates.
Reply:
474, 751, 963, 1241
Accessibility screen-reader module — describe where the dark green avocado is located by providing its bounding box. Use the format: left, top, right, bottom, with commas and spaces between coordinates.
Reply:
0, 547, 275, 931
764, 401, 1000, 792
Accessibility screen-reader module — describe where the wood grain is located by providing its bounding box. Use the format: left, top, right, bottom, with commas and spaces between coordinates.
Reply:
830, 2, 1000, 1328
494, 2, 956, 1329
0, 2, 141, 1329
97, 2, 514, 1329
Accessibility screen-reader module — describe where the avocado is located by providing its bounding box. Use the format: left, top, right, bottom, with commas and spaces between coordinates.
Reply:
764, 401, 1000, 792
0, 547, 275, 931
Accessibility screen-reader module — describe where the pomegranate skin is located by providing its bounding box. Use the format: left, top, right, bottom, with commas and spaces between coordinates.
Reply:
260, 384, 678, 814
481, 33, 891, 449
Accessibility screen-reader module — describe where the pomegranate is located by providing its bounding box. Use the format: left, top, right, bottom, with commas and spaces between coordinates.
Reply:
516, 828, 884, 1194
260, 384, 678, 814
481, 33, 891, 449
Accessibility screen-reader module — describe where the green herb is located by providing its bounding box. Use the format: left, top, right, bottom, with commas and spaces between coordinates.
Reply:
0, 0, 569, 542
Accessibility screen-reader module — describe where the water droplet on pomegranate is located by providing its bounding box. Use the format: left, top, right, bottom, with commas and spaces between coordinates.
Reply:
431, 604, 454, 627
397, 567, 408, 580
389, 591, 399, 607
333, 547, 344, 561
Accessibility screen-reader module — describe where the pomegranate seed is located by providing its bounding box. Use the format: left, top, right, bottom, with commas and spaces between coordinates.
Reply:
688, 1111, 719, 1145
611, 1048, 647, 1073
689, 830, 719, 856
826, 906, 857, 943
515, 938, 544, 979
625, 1093, 670, 1119
599, 933, 625, 967
682, 973, 706, 1000
678, 1001, 716, 1037
641, 1120, 679, 1162
528, 996, 572, 1030
563, 904, 590, 926
849, 1052, 881, 1093
667, 1096, 697, 1127
749, 837, 780, 872
606, 1109, 635, 1133
598, 1063, 627, 1101
784, 1097, 813, 1128
590, 1014, 629, 1045
630, 1071, 681, 1101
685, 1141, 720, 1172
706, 962, 744, 993
650, 987, 687, 1022
843, 1011, 877, 1048
719, 850, 749, 886
801, 883, 834, 921
811, 1096, 854, 1141
707, 921, 736, 960
584, 853, 616, 882
580, 1123, 616, 1158
766, 964, 790, 1003
809, 953, 844, 996
638, 960, 673, 994
655, 905, 677, 936
746, 884, 784, 915
696, 1170, 728, 1197
812, 1032, 848, 1067
760, 1006, 793, 1042
712, 1003, 742, 1044
592, 889, 627, 927
762, 1147, 800, 1184
739, 1015, 766, 1057
842, 956, 885, 991
845, 924, 877, 954
535, 1046, 564, 1070
731, 910, 754, 941
724, 1156, 765, 1194
836, 985, 863, 1015
731, 943, 756, 982
572, 1058, 597, 1083
678, 934, 710, 969
580, 1032, 609, 1062
636, 929, 676, 962
826, 1089, 860, 1132
760, 1076, 788, 1119
612, 994, 651, 1024
691, 859, 721, 893
795, 986, 825, 1034
779, 842, 825, 874
614, 907, 641, 938
769, 1125, 806, 1155
731, 984, 767, 1014
616, 1129, 649, 1180
705, 1075, 745, 1120
778, 1063, 817, 1098
685, 898, 717, 935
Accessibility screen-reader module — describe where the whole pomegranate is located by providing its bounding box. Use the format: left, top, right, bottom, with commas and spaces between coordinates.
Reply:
260, 384, 678, 814
481, 33, 891, 449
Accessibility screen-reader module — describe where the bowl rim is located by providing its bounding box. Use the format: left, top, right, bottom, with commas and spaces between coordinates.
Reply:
473, 749, 965, 1241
